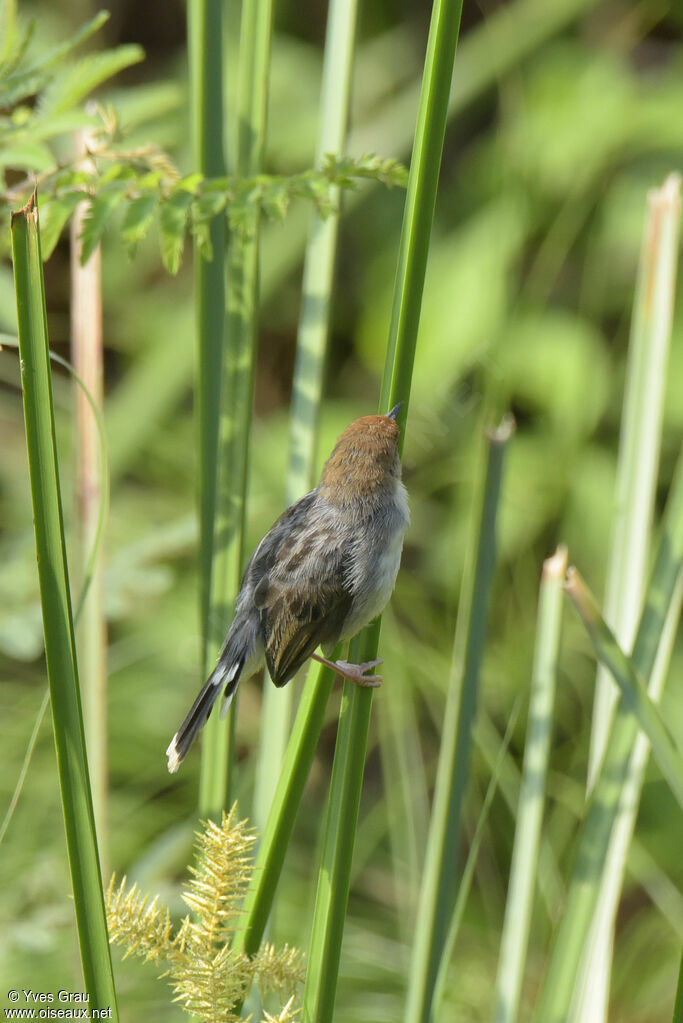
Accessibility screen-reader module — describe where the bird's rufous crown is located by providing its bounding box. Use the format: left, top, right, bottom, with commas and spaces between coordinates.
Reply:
319, 414, 401, 505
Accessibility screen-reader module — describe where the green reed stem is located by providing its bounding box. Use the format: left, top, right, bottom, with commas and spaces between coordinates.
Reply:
11, 194, 118, 1018
588, 172, 680, 786
200, 0, 274, 816
405, 417, 513, 1023
303, 1, 465, 1017
577, 171, 681, 1022
253, 0, 361, 834
233, 660, 336, 960
494, 547, 567, 1023
534, 450, 683, 1021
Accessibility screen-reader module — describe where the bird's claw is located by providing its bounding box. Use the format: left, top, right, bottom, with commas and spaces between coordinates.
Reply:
333, 658, 383, 687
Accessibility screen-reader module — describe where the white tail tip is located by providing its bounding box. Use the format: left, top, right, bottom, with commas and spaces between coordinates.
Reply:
166, 735, 181, 774
219, 685, 236, 719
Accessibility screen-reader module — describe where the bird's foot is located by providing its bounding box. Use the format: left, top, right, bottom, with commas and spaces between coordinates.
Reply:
311, 653, 383, 687
336, 658, 383, 687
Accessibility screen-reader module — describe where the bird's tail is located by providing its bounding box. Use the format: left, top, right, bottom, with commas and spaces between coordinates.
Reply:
166, 645, 244, 774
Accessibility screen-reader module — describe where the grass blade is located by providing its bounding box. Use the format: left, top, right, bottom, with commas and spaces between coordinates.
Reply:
573, 570, 683, 1020
588, 173, 681, 787
578, 171, 682, 1022
566, 569, 683, 810
534, 452, 683, 1021
302, 662, 375, 1023
494, 546, 567, 1023
11, 193, 118, 1017
405, 417, 514, 1023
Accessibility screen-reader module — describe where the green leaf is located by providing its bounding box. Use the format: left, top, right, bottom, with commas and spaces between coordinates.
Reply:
323, 152, 409, 188
122, 193, 159, 255
18, 11, 110, 76
0, 13, 33, 76
0, 12, 110, 107
0, 71, 48, 107
79, 184, 129, 264
200, 176, 231, 193
134, 171, 164, 190
54, 168, 93, 191
0, 0, 17, 65
262, 182, 290, 220
159, 189, 193, 273
38, 45, 145, 119
98, 162, 137, 186
0, 139, 54, 172
175, 172, 204, 193
190, 219, 214, 263
193, 190, 228, 221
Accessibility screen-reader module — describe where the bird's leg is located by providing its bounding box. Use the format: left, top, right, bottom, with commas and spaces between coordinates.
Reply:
311, 653, 383, 687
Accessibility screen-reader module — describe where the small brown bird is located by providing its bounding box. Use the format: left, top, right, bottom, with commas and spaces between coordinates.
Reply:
166, 404, 409, 773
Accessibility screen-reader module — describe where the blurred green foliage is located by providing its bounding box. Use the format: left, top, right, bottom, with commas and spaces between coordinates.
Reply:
1, 1, 682, 1020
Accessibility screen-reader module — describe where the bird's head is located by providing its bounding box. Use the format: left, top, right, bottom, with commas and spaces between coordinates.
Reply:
319, 405, 403, 507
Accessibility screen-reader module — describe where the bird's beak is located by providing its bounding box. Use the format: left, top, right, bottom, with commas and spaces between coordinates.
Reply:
387, 402, 403, 421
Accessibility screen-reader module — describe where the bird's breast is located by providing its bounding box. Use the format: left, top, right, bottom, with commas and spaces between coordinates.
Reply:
339, 482, 409, 639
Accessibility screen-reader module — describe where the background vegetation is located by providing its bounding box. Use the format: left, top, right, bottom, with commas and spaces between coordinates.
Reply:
1, 0, 681, 1020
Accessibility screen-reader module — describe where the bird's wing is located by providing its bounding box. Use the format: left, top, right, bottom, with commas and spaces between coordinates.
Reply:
245, 493, 353, 687
256, 572, 352, 686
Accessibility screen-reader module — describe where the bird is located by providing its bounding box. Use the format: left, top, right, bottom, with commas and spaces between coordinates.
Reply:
166, 403, 409, 773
